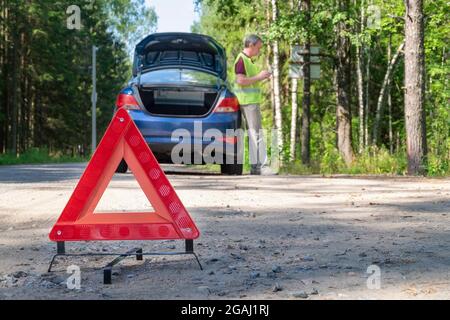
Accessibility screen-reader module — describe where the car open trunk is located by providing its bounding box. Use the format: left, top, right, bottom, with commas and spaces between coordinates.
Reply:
132, 33, 228, 117
138, 87, 220, 117
136, 68, 223, 117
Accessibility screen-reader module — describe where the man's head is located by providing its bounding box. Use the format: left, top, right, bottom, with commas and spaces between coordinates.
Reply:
243, 34, 263, 57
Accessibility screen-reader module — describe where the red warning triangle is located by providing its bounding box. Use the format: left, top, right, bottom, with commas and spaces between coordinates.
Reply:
49, 108, 200, 241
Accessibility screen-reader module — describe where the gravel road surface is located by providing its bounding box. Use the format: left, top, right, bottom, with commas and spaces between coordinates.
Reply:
0, 163, 449, 299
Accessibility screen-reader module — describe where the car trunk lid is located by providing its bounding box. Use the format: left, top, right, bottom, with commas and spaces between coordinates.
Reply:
133, 33, 227, 80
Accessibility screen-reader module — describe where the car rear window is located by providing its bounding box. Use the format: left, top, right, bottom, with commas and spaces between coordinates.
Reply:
143, 50, 218, 73
139, 69, 221, 87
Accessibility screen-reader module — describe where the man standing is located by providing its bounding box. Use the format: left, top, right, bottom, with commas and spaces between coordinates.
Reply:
234, 34, 274, 175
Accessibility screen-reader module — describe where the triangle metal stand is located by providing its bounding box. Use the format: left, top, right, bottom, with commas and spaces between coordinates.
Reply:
48, 240, 202, 284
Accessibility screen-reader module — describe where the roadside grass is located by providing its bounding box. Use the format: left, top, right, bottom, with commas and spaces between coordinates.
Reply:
0, 148, 87, 165
2, 145, 447, 177
281, 146, 449, 177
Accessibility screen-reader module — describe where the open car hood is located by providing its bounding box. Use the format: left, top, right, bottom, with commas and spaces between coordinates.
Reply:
133, 33, 227, 80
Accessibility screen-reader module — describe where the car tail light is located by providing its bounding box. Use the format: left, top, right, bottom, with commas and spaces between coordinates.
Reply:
217, 136, 238, 144
213, 97, 240, 113
115, 89, 141, 111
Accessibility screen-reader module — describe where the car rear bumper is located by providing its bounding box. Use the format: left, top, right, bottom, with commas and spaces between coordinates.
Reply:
128, 110, 242, 164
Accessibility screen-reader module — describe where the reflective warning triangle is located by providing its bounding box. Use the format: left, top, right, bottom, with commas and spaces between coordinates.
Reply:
49, 108, 200, 241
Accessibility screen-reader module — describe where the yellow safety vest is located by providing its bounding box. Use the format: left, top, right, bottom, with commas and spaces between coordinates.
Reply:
233, 52, 262, 105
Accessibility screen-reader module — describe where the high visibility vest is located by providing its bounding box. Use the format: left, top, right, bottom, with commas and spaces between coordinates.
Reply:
233, 52, 262, 105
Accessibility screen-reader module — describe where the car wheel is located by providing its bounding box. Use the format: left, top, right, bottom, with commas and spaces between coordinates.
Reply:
116, 159, 128, 173
221, 163, 243, 175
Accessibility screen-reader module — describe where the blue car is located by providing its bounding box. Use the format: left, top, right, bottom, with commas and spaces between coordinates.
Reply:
114, 33, 243, 175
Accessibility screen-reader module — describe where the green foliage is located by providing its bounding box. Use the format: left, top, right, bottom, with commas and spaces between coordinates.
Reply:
107, 0, 158, 56
423, 0, 450, 177
0, 0, 157, 156
347, 147, 407, 175
0, 148, 87, 165
282, 147, 408, 176
195, 0, 449, 177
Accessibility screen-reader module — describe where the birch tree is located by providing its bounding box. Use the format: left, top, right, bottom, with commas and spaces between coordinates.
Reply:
372, 40, 405, 145
271, 0, 284, 157
356, 0, 366, 153
288, 0, 299, 161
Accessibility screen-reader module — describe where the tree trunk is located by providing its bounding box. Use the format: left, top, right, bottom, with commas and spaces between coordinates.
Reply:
288, 0, 299, 162
357, 0, 365, 153
10, 9, 19, 155
387, 35, 394, 154
404, 0, 427, 175
34, 90, 41, 147
301, 0, 311, 165
372, 41, 405, 145
0, 0, 6, 153
19, 31, 26, 154
2, 1, 10, 153
334, 0, 354, 165
271, 0, 284, 157
265, 0, 275, 114
289, 78, 298, 161
364, 46, 370, 147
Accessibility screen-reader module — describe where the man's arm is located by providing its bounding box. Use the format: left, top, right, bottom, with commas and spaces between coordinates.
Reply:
235, 56, 271, 86
236, 71, 271, 86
